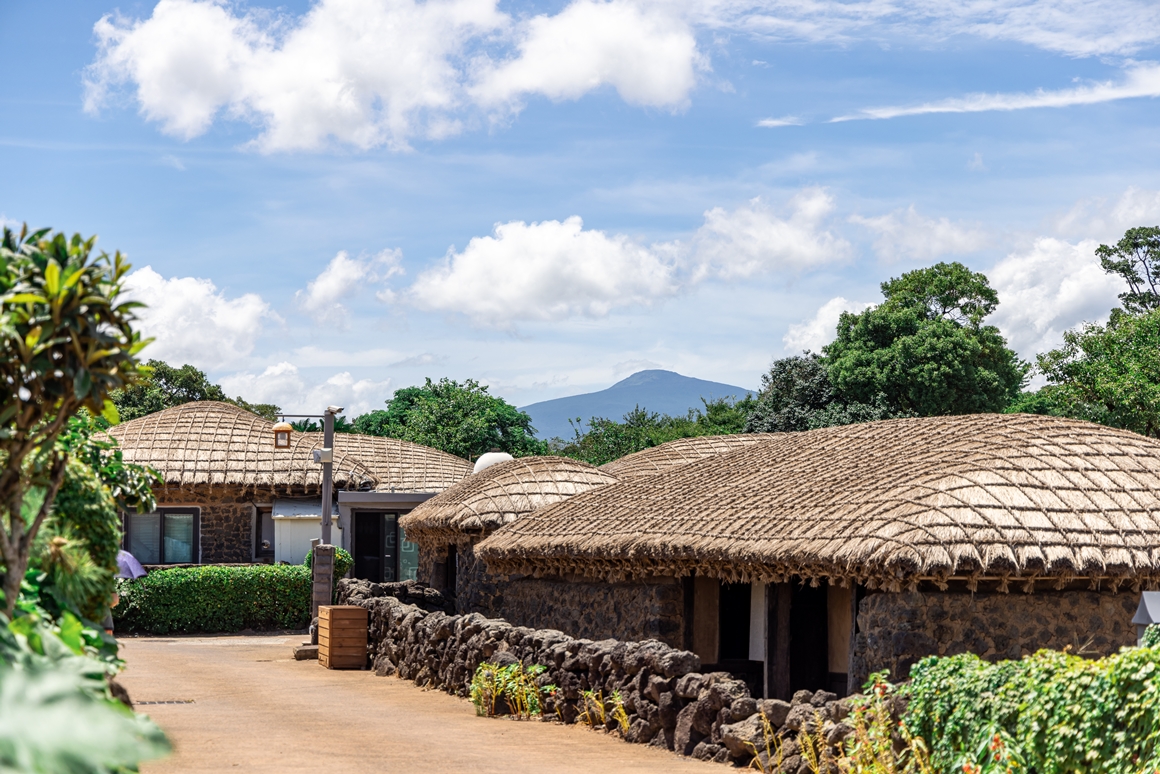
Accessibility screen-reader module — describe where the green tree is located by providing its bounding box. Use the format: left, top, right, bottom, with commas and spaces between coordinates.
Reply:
1033, 308, 1160, 437
1095, 225, 1160, 314
556, 396, 754, 465
351, 378, 547, 460
824, 262, 1027, 416
111, 359, 281, 421
0, 225, 148, 618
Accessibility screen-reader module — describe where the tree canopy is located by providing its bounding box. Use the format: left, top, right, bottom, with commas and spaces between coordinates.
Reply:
556, 396, 754, 465
110, 359, 280, 421
351, 378, 547, 460
824, 262, 1027, 416
1096, 226, 1160, 314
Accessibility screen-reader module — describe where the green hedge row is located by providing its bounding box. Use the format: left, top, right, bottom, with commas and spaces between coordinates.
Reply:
904, 646, 1160, 774
114, 565, 311, 634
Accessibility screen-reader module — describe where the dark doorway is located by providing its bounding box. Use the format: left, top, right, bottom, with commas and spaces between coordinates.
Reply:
788, 584, 829, 694
718, 582, 751, 660
353, 511, 398, 583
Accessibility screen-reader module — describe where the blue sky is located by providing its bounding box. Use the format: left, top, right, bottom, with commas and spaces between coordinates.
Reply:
2, 0, 1159, 423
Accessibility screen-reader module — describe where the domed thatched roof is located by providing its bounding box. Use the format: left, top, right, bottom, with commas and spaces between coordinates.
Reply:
478, 414, 1160, 591
108, 401, 471, 492
399, 456, 620, 543
600, 434, 766, 481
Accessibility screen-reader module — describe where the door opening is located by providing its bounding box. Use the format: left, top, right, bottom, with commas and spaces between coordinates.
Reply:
352, 511, 399, 583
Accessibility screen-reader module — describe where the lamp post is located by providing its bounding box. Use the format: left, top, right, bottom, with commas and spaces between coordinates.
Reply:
273, 405, 344, 546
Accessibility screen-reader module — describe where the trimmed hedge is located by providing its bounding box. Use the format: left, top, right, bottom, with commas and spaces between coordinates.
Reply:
114, 565, 311, 634
905, 646, 1160, 774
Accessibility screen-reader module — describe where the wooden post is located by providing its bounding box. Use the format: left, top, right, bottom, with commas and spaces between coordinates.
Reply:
765, 582, 792, 701
847, 584, 862, 697
312, 542, 335, 624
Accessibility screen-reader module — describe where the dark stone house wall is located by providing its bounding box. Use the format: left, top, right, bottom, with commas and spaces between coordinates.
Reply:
417, 535, 685, 647
153, 484, 258, 564
852, 589, 1139, 684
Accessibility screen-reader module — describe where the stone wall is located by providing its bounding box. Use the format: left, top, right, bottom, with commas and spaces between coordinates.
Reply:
415, 536, 685, 647
852, 589, 1139, 685
499, 576, 685, 647
338, 578, 871, 771
155, 484, 262, 564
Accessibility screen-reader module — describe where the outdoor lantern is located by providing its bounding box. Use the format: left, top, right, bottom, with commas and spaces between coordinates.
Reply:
1132, 591, 1160, 645
272, 421, 293, 449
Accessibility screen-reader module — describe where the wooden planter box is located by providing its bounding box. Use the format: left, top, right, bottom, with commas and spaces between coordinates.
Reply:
318, 605, 368, 670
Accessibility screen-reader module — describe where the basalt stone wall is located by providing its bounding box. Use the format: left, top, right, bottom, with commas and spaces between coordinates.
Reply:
338, 578, 878, 771
852, 589, 1139, 685
155, 484, 259, 564
499, 576, 684, 647
415, 538, 685, 647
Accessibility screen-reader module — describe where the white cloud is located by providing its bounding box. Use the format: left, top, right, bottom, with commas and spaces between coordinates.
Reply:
988, 237, 1122, 358
782, 296, 873, 354
84, 0, 703, 151
1051, 186, 1160, 241
124, 266, 275, 370
296, 249, 403, 326
409, 216, 678, 326
471, 0, 701, 110
833, 61, 1160, 122
756, 115, 802, 127
690, 188, 851, 280
850, 205, 989, 261
219, 361, 391, 416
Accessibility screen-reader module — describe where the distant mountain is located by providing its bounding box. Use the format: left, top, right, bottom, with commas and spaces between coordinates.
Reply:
521, 369, 754, 441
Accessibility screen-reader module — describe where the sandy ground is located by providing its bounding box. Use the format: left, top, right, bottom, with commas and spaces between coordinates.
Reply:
118, 634, 714, 774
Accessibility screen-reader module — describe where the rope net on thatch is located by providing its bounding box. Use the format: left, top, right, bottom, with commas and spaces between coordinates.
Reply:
600, 434, 767, 481
109, 401, 471, 492
399, 456, 620, 545
477, 414, 1160, 592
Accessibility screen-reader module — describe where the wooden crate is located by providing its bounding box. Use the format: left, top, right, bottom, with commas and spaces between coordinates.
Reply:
318, 605, 368, 670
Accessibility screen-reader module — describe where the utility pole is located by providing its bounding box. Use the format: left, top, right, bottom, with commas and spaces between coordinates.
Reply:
320, 407, 336, 545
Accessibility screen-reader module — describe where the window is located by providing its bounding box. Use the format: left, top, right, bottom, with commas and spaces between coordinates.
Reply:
125, 508, 200, 564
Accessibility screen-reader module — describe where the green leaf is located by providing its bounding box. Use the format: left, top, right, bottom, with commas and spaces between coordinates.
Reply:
4, 292, 47, 305
44, 260, 61, 297
100, 399, 121, 425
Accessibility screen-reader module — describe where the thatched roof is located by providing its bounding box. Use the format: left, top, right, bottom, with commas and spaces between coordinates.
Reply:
109, 402, 471, 492
399, 456, 620, 543
600, 434, 766, 481
478, 414, 1160, 591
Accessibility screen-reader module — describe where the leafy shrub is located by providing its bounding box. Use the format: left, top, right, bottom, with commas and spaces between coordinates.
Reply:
905, 649, 1160, 774
113, 565, 311, 634
469, 662, 549, 720
1144, 624, 1160, 649
2, 602, 169, 772
303, 547, 353, 581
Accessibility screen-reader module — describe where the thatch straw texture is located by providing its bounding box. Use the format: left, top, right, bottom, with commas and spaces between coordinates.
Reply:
600, 434, 766, 481
478, 414, 1160, 591
109, 402, 471, 491
399, 456, 619, 542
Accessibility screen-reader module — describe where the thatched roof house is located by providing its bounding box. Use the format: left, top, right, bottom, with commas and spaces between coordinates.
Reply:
399, 456, 620, 614
479, 414, 1160, 696
110, 402, 470, 571
600, 433, 765, 482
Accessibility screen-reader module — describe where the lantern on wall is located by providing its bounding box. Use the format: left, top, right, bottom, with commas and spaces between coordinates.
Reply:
273, 421, 293, 449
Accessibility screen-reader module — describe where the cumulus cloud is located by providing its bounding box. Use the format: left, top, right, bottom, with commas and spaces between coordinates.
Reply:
296, 249, 403, 326
219, 361, 391, 416
850, 205, 989, 261
1051, 186, 1160, 241
690, 188, 851, 280
988, 237, 1122, 358
408, 188, 849, 326
833, 61, 1160, 122
471, 0, 700, 110
782, 296, 873, 354
410, 216, 678, 326
84, 0, 702, 151
124, 266, 275, 369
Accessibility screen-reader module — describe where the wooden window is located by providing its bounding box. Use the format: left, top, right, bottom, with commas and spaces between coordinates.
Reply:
124, 508, 200, 564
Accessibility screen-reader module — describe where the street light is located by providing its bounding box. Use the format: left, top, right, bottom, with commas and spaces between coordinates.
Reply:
273, 406, 344, 545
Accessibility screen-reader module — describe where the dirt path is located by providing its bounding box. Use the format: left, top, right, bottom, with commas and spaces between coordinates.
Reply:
119, 634, 713, 774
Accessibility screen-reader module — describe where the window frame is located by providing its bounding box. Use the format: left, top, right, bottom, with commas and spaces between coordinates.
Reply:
123, 507, 201, 565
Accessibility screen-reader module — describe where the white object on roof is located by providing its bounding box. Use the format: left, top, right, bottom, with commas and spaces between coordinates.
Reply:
473, 451, 514, 474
